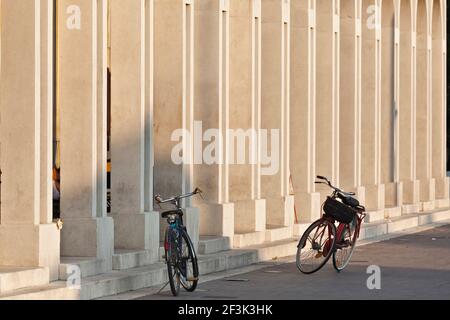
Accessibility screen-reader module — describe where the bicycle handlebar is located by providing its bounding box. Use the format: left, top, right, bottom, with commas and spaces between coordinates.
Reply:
314, 176, 355, 197
155, 188, 203, 204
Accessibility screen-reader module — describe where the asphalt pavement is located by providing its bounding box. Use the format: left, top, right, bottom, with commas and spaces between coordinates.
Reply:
137, 224, 450, 300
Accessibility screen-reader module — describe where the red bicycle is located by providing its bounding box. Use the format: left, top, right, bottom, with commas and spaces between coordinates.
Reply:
296, 176, 366, 274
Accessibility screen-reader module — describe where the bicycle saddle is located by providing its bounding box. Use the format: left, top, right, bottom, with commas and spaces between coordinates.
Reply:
161, 209, 184, 218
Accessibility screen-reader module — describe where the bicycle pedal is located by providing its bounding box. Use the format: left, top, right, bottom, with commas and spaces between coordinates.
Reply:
187, 277, 199, 281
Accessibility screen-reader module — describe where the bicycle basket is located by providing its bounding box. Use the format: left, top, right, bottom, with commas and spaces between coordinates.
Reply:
323, 197, 357, 224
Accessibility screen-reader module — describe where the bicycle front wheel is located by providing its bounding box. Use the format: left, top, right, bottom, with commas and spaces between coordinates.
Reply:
179, 230, 199, 292
296, 218, 337, 274
165, 228, 181, 296
333, 217, 358, 272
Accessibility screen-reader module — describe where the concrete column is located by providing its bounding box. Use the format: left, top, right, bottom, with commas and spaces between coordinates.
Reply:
40, 0, 55, 225
290, 0, 321, 223
261, 0, 294, 228
415, 0, 435, 209
193, 0, 235, 239
399, 0, 421, 211
431, 0, 449, 204
109, 0, 159, 258
154, 0, 199, 249
58, 0, 113, 272
380, 0, 403, 216
0, 0, 60, 280
339, 0, 365, 204
228, 0, 267, 234
315, 0, 340, 200
361, 0, 385, 212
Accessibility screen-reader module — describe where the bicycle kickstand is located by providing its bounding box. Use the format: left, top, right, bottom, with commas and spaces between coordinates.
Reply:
157, 281, 170, 295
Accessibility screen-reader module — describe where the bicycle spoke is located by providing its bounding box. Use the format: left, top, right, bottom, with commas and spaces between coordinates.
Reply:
333, 220, 357, 271
297, 220, 336, 274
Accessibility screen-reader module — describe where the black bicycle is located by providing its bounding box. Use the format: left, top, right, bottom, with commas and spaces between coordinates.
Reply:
155, 188, 202, 296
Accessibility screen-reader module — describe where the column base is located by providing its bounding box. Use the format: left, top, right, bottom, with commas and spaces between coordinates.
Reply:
296, 192, 321, 223
266, 195, 295, 227
384, 182, 403, 207
0, 223, 60, 281
183, 207, 200, 252
401, 180, 421, 214
435, 177, 449, 200
383, 182, 403, 219
419, 178, 436, 202
435, 198, 450, 209
418, 179, 436, 211
354, 186, 366, 204
111, 212, 159, 258
234, 199, 266, 234
342, 185, 366, 205
421, 200, 436, 212
364, 184, 385, 211
402, 180, 420, 205
61, 216, 114, 273
198, 203, 235, 239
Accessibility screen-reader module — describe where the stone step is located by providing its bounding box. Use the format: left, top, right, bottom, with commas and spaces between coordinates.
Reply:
435, 198, 450, 209
365, 209, 385, 223
79, 249, 259, 300
359, 208, 450, 241
418, 208, 450, 225
248, 238, 299, 262
112, 250, 158, 271
233, 231, 265, 248
198, 236, 231, 255
0, 281, 79, 300
384, 206, 402, 219
79, 263, 167, 300
359, 220, 388, 240
386, 214, 420, 233
402, 203, 422, 215
197, 250, 258, 275
421, 200, 436, 212
2, 208, 449, 300
265, 225, 293, 242
0, 267, 49, 294
59, 257, 105, 280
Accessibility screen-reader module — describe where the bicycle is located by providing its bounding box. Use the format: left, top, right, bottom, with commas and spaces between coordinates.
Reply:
155, 188, 203, 296
296, 176, 366, 274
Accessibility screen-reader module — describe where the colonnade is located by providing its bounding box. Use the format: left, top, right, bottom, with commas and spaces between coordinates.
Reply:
0, 0, 448, 279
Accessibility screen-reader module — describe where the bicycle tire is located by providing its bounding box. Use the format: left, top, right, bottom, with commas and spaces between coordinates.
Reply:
165, 228, 181, 296
332, 217, 358, 272
296, 218, 337, 274
179, 230, 199, 292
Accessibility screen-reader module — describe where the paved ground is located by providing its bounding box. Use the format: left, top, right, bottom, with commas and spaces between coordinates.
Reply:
136, 225, 450, 300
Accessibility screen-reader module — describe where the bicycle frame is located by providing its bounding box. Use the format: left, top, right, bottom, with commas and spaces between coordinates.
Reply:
333, 210, 366, 247
316, 176, 366, 250
158, 189, 201, 267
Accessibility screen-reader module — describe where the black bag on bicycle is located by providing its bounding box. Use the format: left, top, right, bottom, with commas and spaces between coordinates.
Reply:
323, 197, 357, 224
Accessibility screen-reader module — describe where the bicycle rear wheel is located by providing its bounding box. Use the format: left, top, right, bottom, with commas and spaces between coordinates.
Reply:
333, 217, 358, 272
179, 230, 199, 292
296, 218, 336, 274
165, 228, 181, 296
